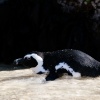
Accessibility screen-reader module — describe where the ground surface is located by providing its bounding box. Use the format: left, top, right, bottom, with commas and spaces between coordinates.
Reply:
0, 64, 100, 100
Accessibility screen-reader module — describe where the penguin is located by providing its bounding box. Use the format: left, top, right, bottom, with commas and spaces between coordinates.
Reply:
14, 49, 100, 81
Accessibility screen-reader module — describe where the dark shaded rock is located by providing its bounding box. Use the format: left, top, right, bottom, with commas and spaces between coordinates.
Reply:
0, 0, 100, 64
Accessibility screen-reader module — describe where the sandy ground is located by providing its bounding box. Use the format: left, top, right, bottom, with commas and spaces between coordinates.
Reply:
0, 65, 100, 100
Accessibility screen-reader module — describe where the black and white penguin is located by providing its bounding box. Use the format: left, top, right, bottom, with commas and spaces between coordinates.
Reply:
14, 49, 100, 81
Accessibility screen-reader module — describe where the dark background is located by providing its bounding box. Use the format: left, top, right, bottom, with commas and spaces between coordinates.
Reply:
0, 0, 100, 64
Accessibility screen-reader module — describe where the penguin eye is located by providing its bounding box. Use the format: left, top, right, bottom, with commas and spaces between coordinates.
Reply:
27, 57, 31, 60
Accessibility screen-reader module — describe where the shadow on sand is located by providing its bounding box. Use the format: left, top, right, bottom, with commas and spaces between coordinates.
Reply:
0, 63, 28, 71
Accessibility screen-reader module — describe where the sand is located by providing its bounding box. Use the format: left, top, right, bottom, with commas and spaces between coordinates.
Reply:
0, 66, 100, 100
